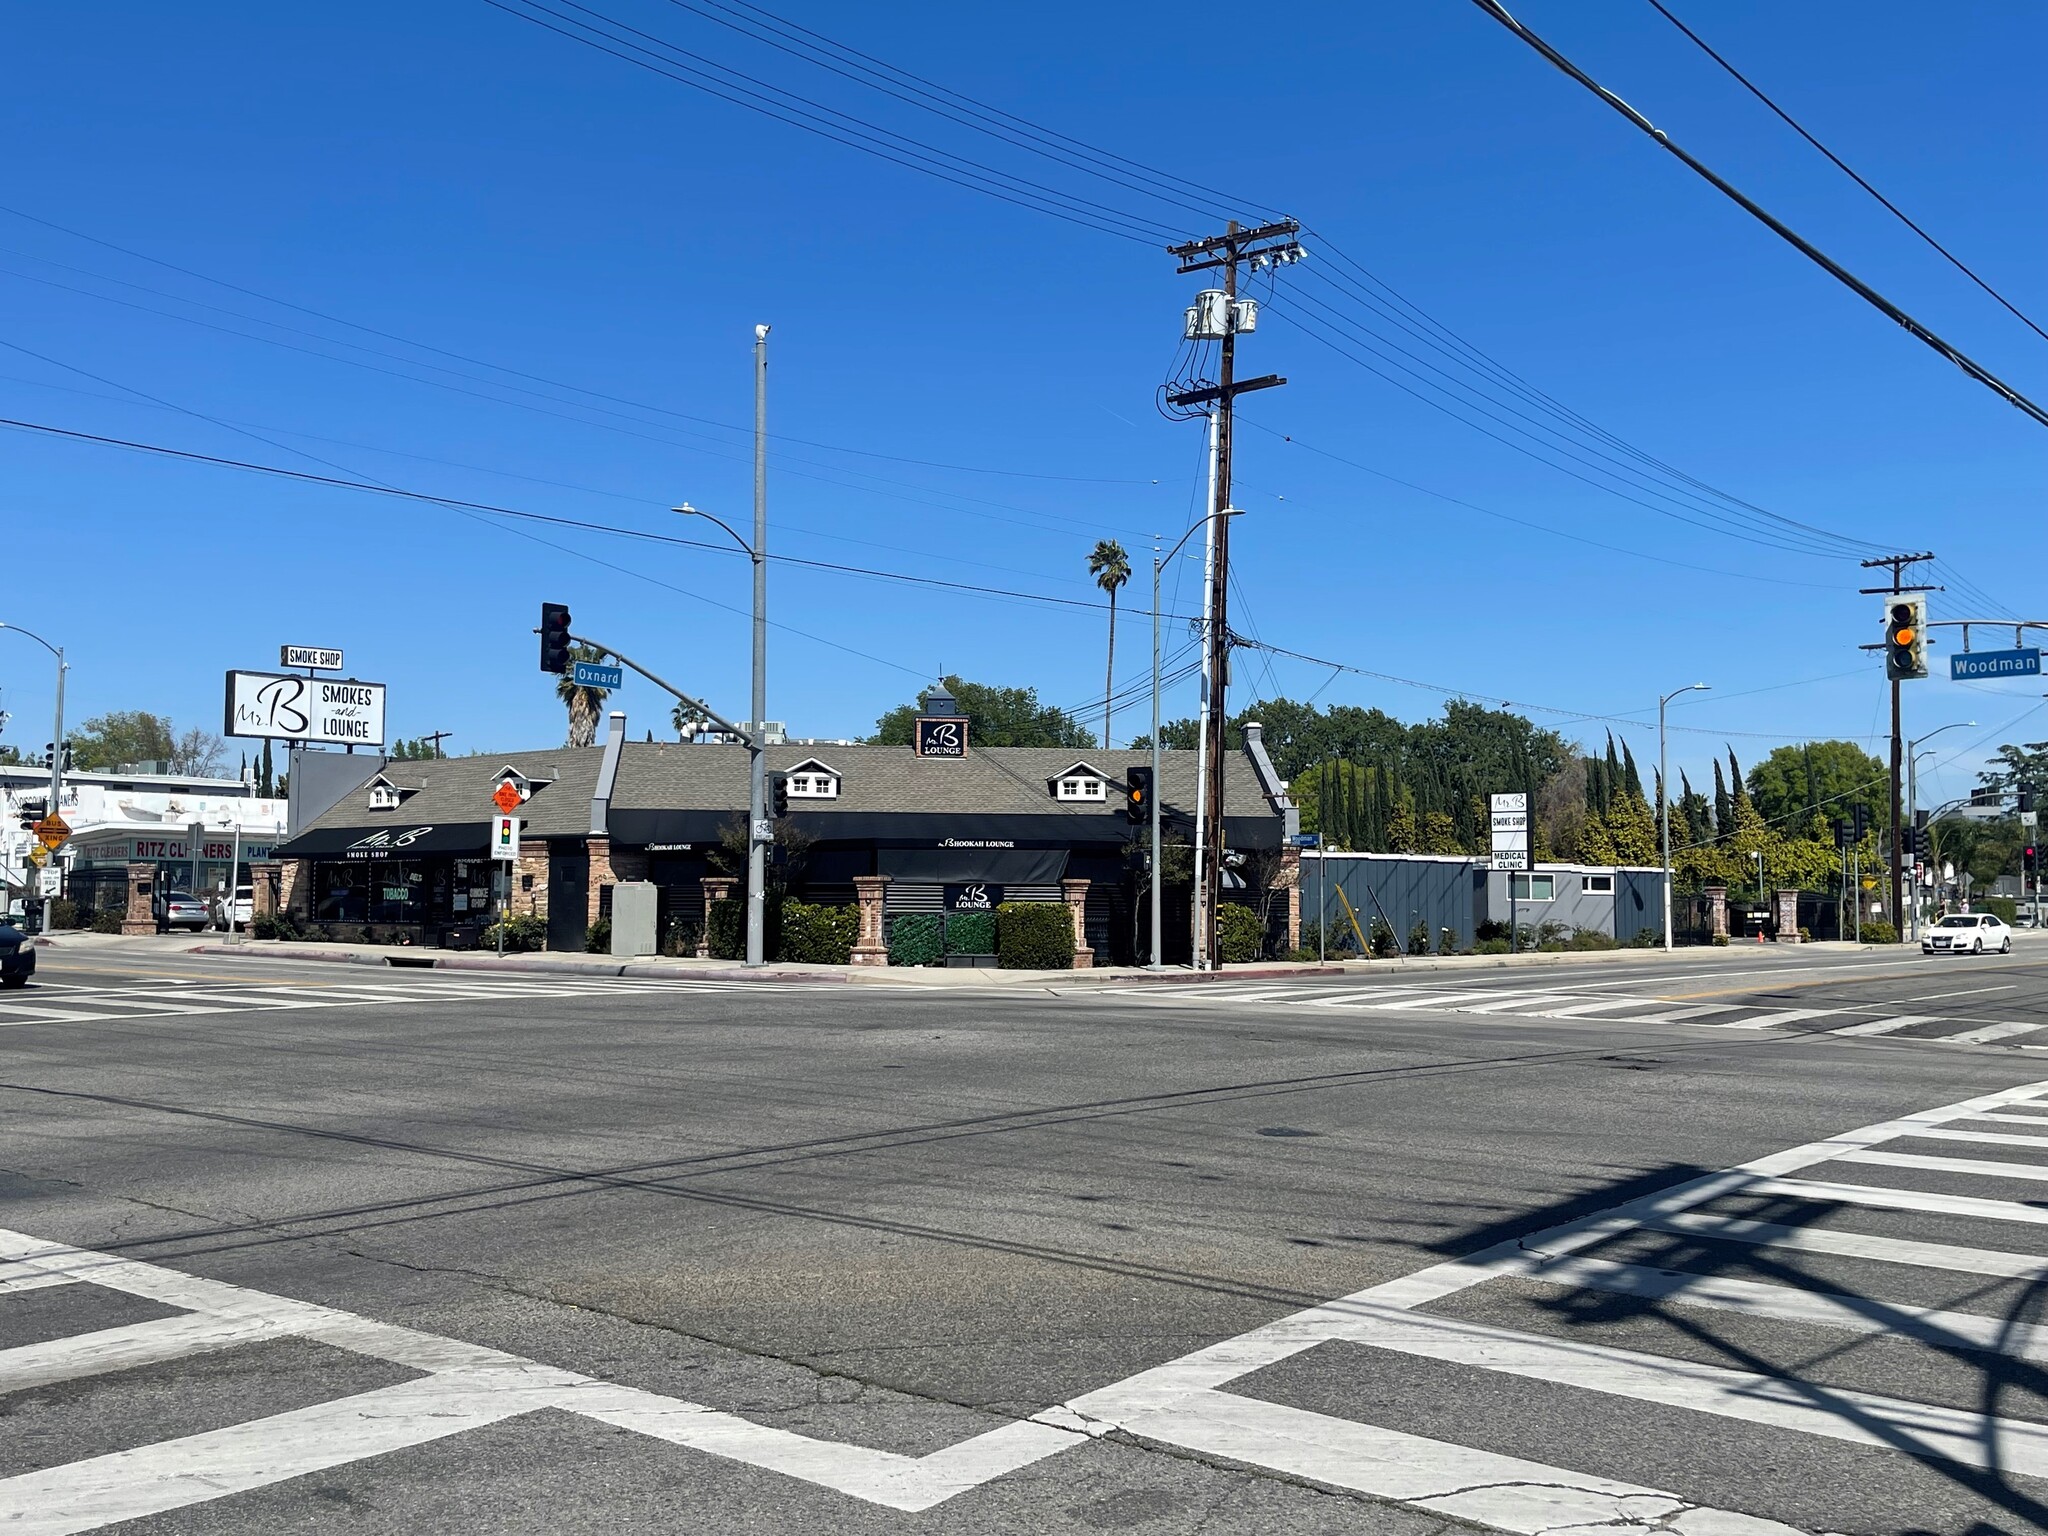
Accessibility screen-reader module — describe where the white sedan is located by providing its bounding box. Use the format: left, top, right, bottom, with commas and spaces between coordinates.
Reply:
1922, 913, 2013, 955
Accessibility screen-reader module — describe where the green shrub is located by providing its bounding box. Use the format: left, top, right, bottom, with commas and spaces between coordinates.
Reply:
660, 917, 700, 957
1437, 927, 1457, 956
49, 899, 80, 930
707, 898, 746, 960
780, 900, 858, 964
943, 910, 996, 956
584, 917, 612, 954
92, 909, 125, 934
887, 912, 943, 967
1474, 937, 1510, 955
1406, 920, 1432, 956
1711, 932, 1731, 946
1219, 904, 1266, 964
1984, 897, 2019, 925
1367, 918, 1398, 958
481, 912, 547, 953
1629, 926, 1660, 948
1476, 918, 1509, 943
996, 901, 1074, 970
1861, 920, 1899, 945
1565, 927, 1618, 951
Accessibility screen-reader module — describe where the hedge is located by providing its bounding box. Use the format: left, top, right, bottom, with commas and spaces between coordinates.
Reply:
707, 898, 746, 960
888, 913, 943, 967
781, 900, 858, 964
996, 901, 1074, 970
481, 912, 547, 953
1217, 903, 1265, 964
944, 910, 997, 956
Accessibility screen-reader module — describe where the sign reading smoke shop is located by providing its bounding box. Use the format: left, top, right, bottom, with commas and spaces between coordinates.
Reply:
224, 670, 387, 747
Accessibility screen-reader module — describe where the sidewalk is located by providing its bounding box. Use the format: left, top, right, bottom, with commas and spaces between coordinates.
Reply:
36, 928, 1888, 988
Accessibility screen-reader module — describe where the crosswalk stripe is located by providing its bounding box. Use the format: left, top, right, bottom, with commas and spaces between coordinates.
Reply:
1456, 993, 1579, 1013
1308, 1297, 2048, 1478
1516, 1251, 2048, 1361
1837, 1148, 2048, 1182
1955, 1110, 2048, 1127
1908, 1125, 2048, 1150
0, 1308, 318, 1395
1083, 1381, 1817, 1536
1694, 1006, 1841, 1030
0, 1368, 567, 1536
1944, 1019, 2046, 1045
0, 1268, 77, 1296
1829, 1013, 1944, 1036
1375, 991, 1504, 1011
1743, 1174, 2048, 1225
1534, 996, 1669, 1017
1623, 1003, 1739, 1022
1638, 1209, 2048, 1280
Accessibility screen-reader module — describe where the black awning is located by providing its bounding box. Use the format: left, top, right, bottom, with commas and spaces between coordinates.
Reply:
606, 809, 741, 847
275, 822, 492, 860
877, 846, 1070, 884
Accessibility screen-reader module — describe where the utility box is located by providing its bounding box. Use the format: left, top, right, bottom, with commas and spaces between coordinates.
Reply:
610, 881, 658, 958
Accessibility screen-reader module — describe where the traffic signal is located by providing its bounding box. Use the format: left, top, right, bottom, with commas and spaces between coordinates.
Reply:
1851, 801, 1869, 842
1125, 765, 1154, 823
771, 773, 789, 817
538, 603, 572, 674
1902, 826, 1921, 861
2021, 790, 2036, 814
1883, 594, 1928, 681
1832, 818, 1849, 851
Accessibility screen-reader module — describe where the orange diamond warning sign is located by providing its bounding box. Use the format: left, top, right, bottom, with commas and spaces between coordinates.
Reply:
33, 813, 69, 851
492, 782, 522, 814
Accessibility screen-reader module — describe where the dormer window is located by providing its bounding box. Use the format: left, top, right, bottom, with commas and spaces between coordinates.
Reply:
1049, 762, 1109, 802
368, 784, 401, 810
786, 758, 841, 799
492, 765, 551, 804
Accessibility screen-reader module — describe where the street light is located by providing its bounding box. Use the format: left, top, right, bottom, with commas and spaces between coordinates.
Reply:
1906, 719, 1975, 943
0, 623, 66, 935
1150, 507, 1241, 971
1658, 682, 1709, 952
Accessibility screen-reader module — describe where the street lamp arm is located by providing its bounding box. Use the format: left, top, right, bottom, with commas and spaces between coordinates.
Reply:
673, 504, 755, 558
0, 623, 60, 661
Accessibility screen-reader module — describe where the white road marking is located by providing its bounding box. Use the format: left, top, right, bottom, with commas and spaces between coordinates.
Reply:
1908, 983, 2021, 1002
1455, 993, 1580, 1013
1955, 1109, 2048, 1127
1533, 996, 1676, 1017
1692, 1007, 1840, 1031
5, 1078, 2047, 1529
1944, 1020, 2046, 1045
1837, 1148, 2048, 1182
1637, 1209, 2048, 1280
1912, 1125, 2048, 1150
1829, 1014, 1944, 1036
1374, 990, 1517, 1010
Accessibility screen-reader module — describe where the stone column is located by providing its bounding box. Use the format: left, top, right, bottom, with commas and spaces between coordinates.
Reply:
249, 860, 281, 920
851, 875, 890, 967
1278, 846, 1302, 953
515, 847, 550, 919
1773, 887, 1801, 942
698, 875, 735, 958
1062, 878, 1094, 969
121, 861, 157, 936
585, 836, 614, 932
1704, 884, 1728, 940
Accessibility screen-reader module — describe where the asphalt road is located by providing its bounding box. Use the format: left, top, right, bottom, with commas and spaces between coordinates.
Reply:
4, 941, 2048, 1534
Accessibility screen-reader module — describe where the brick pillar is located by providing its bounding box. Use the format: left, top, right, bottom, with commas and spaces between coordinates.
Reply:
121, 861, 157, 936
585, 837, 614, 932
851, 875, 890, 967
1062, 878, 1094, 969
249, 860, 281, 920
515, 848, 550, 919
699, 876, 735, 958
1704, 885, 1728, 939
1278, 847, 1302, 953
1773, 887, 1800, 942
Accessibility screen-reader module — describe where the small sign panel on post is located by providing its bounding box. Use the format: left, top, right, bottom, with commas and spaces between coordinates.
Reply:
280, 646, 345, 671
1489, 792, 1530, 872
37, 867, 61, 897
571, 660, 625, 690
492, 814, 521, 862
492, 781, 523, 814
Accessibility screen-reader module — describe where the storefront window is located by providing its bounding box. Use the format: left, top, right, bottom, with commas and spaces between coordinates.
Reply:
316, 865, 367, 923
370, 862, 427, 923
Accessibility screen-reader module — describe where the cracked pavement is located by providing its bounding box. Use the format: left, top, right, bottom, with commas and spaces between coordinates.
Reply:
2, 947, 2044, 1533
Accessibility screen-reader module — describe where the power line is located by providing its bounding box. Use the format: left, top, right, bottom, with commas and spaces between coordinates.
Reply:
1466, 0, 2048, 433
1642, 0, 2048, 349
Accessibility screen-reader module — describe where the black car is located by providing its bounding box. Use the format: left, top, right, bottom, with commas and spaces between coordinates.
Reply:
0, 923, 34, 988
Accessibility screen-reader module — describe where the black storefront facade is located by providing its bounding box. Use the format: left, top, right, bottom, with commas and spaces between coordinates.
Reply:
275, 821, 499, 936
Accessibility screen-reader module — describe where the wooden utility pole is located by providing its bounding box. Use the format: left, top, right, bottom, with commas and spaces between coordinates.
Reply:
1860, 552, 1937, 940
1165, 219, 1300, 967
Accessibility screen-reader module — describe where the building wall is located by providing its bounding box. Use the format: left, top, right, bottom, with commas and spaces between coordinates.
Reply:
1305, 854, 1664, 949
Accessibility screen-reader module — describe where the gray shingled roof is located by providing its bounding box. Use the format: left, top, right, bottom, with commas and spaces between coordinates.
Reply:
291, 741, 1279, 843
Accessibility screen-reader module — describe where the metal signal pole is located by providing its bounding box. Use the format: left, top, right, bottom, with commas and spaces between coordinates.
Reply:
1861, 553, 1937, 940
1164, 219, 1300, 968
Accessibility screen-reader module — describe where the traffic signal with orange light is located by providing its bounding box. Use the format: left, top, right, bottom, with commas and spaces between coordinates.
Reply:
538, 603, 572, 674
1884, 594, 1928, 681
1125, 765, 1154, 823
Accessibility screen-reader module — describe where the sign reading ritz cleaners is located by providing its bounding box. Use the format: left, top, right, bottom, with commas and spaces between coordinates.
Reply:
224, 670, 387, 747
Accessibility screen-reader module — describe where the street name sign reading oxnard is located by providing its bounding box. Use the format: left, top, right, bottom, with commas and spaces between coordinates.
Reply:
224, 671, 387, 747
1489, 791, 1530, 872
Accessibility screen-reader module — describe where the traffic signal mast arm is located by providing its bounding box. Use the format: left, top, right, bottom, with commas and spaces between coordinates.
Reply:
567, 630, 757, 748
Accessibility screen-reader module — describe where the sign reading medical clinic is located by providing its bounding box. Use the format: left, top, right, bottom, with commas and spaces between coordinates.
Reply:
224, 670, 387, 747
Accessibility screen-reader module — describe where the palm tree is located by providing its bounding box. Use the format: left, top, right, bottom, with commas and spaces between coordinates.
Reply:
556, 644, 613, 747
1086, 539, 1131, 750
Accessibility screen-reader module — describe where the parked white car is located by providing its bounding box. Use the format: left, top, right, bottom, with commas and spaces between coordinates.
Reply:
1922, 912, 2013, 955
211, 886, 254, 930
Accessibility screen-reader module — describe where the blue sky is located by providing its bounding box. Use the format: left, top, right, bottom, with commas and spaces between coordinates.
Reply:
7, 1, 2045, 807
